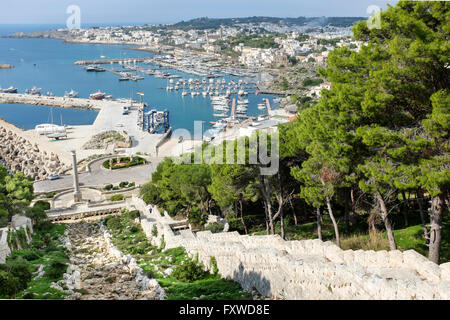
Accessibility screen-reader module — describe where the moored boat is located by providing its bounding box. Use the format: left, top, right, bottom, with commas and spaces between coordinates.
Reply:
0, 86, 18, 93
89, 90, 106, 100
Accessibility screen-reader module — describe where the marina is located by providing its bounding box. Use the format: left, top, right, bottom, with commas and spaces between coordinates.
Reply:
0, 35, 288, 154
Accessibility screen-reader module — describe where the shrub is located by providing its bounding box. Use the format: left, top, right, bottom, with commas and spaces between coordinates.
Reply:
128, 182, 135, 188
160, 234, 166, 250
46, 257, 68, 280
22, 249, 42, 261
110, 194, 124, 202
102, 157, 145, 170
104, 184, 113, 191
188, 207, 208, 227
0, 209, 8, 228
119, 181, 129, 188
44, 192, 57, 199
106, 216, 121, 230
152, 225, 158, 237
140, 183, 160, 205
34, 220, 54, 233
33, 201, 50, 211
128, 210, 140, 220
205, 222, 223, 234
0, 270, 20, 298
172, 259, 209, 282
210, 256, 219, 275
27, 207, 47, 224
5, 257, 32, 290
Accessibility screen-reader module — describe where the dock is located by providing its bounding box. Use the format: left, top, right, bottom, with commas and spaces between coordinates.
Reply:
74, 57, 154, 65
265, 98, 272, 114
0, 92, 114, 110
231, 98, 236, 120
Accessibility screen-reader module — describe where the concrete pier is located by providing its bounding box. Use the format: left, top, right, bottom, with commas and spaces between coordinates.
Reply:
74, 57, 153, 65
0, 92, 112, 110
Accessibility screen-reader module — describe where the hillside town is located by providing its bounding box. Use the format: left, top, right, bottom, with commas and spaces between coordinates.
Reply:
10, 18, 362, 100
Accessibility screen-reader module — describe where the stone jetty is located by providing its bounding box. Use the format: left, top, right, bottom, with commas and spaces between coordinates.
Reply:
0, 92, 112, 110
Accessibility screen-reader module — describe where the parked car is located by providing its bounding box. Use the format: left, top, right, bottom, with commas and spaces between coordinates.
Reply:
48, 174, 60, 181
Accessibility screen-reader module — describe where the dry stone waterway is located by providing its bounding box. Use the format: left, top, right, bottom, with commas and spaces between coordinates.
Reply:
58, 222, 163, 300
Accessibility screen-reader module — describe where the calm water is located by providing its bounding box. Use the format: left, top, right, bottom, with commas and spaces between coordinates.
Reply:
0, 25, 275, 133
0, 103, 98, 130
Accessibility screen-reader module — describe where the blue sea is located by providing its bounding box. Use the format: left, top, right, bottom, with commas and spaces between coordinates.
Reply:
0, 24, 275, 133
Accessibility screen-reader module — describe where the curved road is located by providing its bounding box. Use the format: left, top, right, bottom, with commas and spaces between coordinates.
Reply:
34, 158, 163, 193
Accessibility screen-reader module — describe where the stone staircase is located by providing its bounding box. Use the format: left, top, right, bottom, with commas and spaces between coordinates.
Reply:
130, 197, 450, 300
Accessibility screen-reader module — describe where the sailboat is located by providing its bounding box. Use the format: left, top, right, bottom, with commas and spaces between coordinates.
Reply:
35, 107, 67, 138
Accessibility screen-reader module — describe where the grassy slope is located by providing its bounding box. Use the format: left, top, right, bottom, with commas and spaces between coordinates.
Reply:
5, 223, 69, 299
104, 211, 253, 300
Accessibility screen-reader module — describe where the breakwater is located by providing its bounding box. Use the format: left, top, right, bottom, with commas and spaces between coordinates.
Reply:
132, 197, 450, 300
74, 57, 153, 65
0, 117, 71, 180
0, 93, 109, 110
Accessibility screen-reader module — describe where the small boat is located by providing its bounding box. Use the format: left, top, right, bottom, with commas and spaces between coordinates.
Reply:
0, 86, 18, 93
64, 89, 78, 98
119, 77, 130, 81
25, 86, 42, 95
89, 90, 106, 100
213, 113, 228, 118
84, 65, 105, 72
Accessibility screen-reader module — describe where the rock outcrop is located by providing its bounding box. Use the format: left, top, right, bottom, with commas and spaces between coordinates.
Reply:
0, 126, 70, 180
82, 130, 132, 150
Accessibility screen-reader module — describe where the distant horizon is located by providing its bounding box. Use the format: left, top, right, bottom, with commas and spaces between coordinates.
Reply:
0, 14, 368, 27
0, 0, 397, 25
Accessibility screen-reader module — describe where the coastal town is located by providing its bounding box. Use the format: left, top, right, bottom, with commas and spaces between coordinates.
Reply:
0, 17, 364, 163
8, 17, 361, 98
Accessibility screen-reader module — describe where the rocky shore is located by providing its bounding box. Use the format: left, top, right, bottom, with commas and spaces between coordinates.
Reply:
57, 222, 164, 300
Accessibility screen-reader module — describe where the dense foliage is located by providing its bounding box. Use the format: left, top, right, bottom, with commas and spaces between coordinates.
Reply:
141, 2, 449, 264
0, 166, 34, 227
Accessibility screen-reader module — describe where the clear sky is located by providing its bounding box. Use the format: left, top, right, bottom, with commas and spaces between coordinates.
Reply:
0, 0, 398, 25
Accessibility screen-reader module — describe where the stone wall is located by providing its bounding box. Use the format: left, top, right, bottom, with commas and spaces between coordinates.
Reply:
0, 215, 33, 264
131, 196, 450, 300
0, 228, 11, 264
0, 125, 70, 180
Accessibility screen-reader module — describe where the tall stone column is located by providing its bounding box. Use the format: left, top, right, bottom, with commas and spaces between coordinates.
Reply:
71, 150, 82, 203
